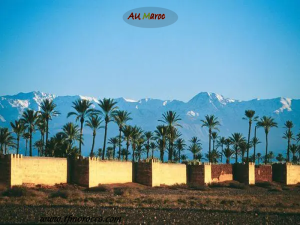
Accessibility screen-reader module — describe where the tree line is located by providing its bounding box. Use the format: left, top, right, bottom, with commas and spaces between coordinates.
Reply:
0, 98, 300, 165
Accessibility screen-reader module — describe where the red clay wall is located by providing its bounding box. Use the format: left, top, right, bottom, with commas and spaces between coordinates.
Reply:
255, 165, 272, 182
233, 163, 248, 183
211, 164, 233, 182
187, 165, 205, 187
134, 162, 152, 186
272, 163, 286, 183
0, 155, 10, 186
70, 157, 89, 187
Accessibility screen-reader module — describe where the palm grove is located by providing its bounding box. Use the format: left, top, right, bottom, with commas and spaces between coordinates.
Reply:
1, 98, 300, 165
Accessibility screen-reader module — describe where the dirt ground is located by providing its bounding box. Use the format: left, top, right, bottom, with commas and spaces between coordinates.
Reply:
0, 181, 299, 224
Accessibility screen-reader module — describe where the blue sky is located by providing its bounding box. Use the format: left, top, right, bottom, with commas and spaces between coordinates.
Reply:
0, 0, 299, 101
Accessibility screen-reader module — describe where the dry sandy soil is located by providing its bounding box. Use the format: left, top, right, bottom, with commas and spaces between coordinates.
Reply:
0, 181, 299, 224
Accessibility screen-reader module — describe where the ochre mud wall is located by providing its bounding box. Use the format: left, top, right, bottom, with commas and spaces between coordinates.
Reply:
152, 162, 186, 186
22, 157, 68, 185
89, 159, 132, 187
286, 164, 300, 185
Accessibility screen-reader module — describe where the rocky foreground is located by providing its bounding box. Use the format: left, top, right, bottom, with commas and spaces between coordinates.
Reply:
0, 182, 299, 224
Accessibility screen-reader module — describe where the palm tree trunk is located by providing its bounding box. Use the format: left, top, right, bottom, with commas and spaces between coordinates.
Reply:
253, 126, 257, 163
45, 118, 49, 155
113, 145, 116, 159
147, 140, 149, 158
90, 133, 96, 156
0, 143, 3, 154
287, 138, 290, 162
235, 146, 238, 163
247, 121, 251, 163
226, 157, 229, 164
118, 128, 122, 160
17, 136, 20, 154
132, 146, 135, 162
79, 118, 83, 155
25, 140, 28, 156
152, 148, 154, 159
179, 149, 181, 163
208, 129, 212, 163
160, 148, 164, 162
102, 122, 108, 160
126, 141, 129, 161
4, 144, 7, 154
265, 132, 268, 164
30, 131, 32, 156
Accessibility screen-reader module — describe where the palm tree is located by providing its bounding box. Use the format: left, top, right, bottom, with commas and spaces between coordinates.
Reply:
122, 125, 133, 161
276, 153, 285, 162
251, 136, 261, 163
67, 99, 94, 155
106, 147, 114, 159
0, 128, 15, 154
159, 111, 182, 161
201, 115, 220, 163
180, 154, 187, 161
36, 115, 47, 155
59, 122, 81, 155
21, 109, 39, 156
290, 144, 298, 163
188, 137, 202, 160
113, 110, 132, 159
10, 119, 26, 154
144, 131, 153, 159
175, 138, 185, 162
22, 132, 30, 156
108, 137, 119, 159
34, 140, 43, 156
230, 133, 246, 163
257, 116, 278, 164
239, 141, 248, 162
242, 110, 258, 162
267, 151, 275, 163
222, 148, 234, 164
130, 126, 143, 162
149, 142, 156, 159
136, 137, 145, 161
98, 98, 118, 160
85, 115, 103, 157
256, 153, 262, 164
252, 121, 259, 162
40, 99, 60, 150
211, 132, 218, 151
154, 125, 167, 162
283, 120, 294, 162
210, 149, 219, 163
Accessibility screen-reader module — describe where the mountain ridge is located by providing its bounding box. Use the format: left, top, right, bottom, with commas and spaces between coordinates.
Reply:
0, 91, 299, 158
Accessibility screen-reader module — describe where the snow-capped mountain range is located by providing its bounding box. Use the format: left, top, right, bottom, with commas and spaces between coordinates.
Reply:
0, 91, 299, 158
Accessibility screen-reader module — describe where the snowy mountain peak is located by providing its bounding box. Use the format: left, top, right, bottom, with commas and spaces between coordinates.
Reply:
188, 92, 235, 107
